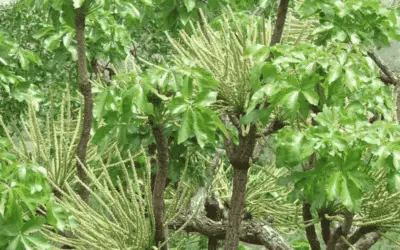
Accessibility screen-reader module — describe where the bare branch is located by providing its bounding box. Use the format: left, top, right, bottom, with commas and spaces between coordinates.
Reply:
354, 232, 381, 250
169, 215, 293, 250
327, 211, 354, 250
368, 51, 399, 86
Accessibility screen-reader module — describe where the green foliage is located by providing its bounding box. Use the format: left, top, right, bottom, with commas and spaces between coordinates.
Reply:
298, 0, 400, 47
44, 150, 154, 249
0, 137, 73, 249
2, 0, 400, 249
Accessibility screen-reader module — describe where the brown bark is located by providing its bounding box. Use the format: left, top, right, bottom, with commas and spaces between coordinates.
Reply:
302, 203, 321, 250
347, 226, 376, 246
151, 125, 170, 250
270, 0, 290, 46
75, 8, 92, 202
170, 215, 293, 250
225, 168, 249, 250
205, 198, 222, 250
319, 210, 331, 245
223, 0, 290, 247
354, 232, 381, 250
327, 211, 353, 250
224, 125, 257, 250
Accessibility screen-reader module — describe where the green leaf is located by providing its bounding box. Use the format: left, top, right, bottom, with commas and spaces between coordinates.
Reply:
94, 89, 109, 119
44, 34, 61, 51
302, 89, 319, 105
124, 3, 140, 19
73, 0, 85, 8
326, 172, 341, 201
92, 125, 114, 144
184, 0, 196, 12
0, 57, 7, 66
140, 0, 153, 6
178, 109, 193, 144
281, 89, 300, 111
344, 69, 357, 91
240, 108, 272, 125
181, 77, 193, 98
261, 63, 277, 83
328, 62, 342, 83
339, 177, 352, 209
21, 217, 45, 234
244, 44, 264, 56
32, 26, 54, 40
62, 4, 76, 28
193, 110, 209, 148
63, 32, 74, 48
7, 235, 23, 250
18, 52, 28, 71
213, 115, 230, 139
132, 84, 146, 110
194, 91, 217, 106
169, 97, 187, 115
23, 235, 51, 249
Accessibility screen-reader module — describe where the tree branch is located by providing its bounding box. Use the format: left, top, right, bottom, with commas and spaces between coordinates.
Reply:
368, 51, 400, 124
327, 211, 353, 250
368, 51, 399, 86
169, 215, 293, 250
319, 210, 331, 245
303, 203, 321, 250
354, 232, 381, 250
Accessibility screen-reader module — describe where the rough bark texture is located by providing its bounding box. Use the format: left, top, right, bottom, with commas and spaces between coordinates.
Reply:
354, 232, 381, 250
224, 125, 257, 250
327, 211, 353, 250
346, 226, 376, 246
270, 0, 290, 46
170, 215, 293, 250
368, 51, 400, 123
223, 0, 290, 247
302, 203, 321, 250
75, 8, 92, 202
225, 168, 249, 250
151, 125, 170, 250
205, 198, 222, 250
319, 210, 331, 245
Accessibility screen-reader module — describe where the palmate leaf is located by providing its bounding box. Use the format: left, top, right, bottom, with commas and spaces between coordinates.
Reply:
73, 0, 85, 9
178, 108, 193, 144
184, 0, 196, 12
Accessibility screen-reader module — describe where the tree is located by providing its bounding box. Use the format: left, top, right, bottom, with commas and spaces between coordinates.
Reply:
2, 0, 400, 250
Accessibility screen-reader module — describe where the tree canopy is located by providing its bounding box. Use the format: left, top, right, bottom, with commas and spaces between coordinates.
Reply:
1, 0, 400, 249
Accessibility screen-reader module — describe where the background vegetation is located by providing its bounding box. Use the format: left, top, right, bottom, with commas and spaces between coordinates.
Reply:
1, 0, 400, 249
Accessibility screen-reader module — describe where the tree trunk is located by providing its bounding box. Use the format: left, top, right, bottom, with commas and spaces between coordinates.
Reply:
151, 125, 169, 250
224, 124, 257, 250
303, 203, 321, 250
223, 0, 290, 247
270, 0, 290, 46
75, 8, 92, 202
225, 167, 249, 250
